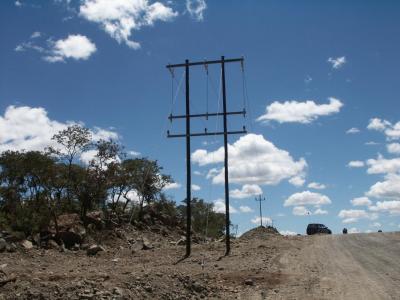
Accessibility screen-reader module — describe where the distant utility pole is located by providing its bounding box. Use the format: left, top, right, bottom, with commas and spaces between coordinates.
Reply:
166, 56, 246, 257
255, 195, 266, 227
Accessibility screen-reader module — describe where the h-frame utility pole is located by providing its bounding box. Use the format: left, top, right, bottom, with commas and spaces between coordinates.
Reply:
167, 56, 246, 257
255, 195, 266, 227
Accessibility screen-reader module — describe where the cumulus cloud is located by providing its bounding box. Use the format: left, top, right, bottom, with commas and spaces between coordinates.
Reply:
371, 222, 381, 228
327, 56, 346, 69
280, 230, 297, 236
44, 34, 97, 62
192, 134, 307, 186
338, 209, 378, 223
346, 127, 360, 134
0, 105, 118, 155
348, 227, 360, 234
367, 118, 391, 132
239, 206, 253, 213
191, 184, 201, 191
387, 143, 400, 155
213, 198, 237, 214
292, 206, 311, 216
288, 176, 306, 187
284, 191, 331, 207
369, 200, 400, 215
256, 98, 343, 124
163, 182, 181, 190
79, 0, 178, 49
366, 155, 400, 175
314, 208, 328, 215
348, 160, 365, 168
367, 174, 400, 200
186, 0, 206, 21
230, 184, 262, 199
251, 216, 272, 225
30, 31, 41, 39
308, 182, 326, 190
367, 118, 400, 140
351, 197, 372, 207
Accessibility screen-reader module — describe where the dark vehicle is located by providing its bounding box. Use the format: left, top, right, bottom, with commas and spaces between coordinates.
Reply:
378, 230, 383, 233
307, 223, 332, 235
343, 228, 348, 234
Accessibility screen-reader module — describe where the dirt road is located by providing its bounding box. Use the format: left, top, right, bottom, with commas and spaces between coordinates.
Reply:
265, 232, 400, 300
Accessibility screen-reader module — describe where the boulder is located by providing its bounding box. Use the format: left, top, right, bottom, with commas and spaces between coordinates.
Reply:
86, 244, 105, 256
141, 237, 154, 250
0, 238, 7, 252
85, 211, 104, 229
6, 243, 16, 253
21, 240, 33, 250
56, 231, 82, 249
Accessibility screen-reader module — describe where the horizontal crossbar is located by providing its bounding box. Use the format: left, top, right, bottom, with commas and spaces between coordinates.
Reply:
166, 57, 244, 69
169, 110, 246, 121
167, 130, 247, 138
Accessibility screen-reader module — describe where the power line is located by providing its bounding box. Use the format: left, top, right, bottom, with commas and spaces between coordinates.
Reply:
166, 56, 246, 257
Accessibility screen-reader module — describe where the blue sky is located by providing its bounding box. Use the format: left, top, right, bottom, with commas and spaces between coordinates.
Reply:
1, 0, 400, 235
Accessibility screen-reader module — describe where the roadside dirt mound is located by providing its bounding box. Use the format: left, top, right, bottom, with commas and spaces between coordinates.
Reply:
240, 226, 280, 240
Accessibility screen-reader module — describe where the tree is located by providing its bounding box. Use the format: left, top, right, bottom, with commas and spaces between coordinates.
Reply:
178, 198, 225, 239
48, 124, 92, 208
122, 158, 172, 220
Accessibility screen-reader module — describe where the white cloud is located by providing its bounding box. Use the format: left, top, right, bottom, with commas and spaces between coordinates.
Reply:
80, 149, 98, 165
346, 127, 360, 134
367, 118, 400, 140
348, 227, 360, 234
292, 206, 310, 216
280, 230, 297, 236
193, 170, 203, 176
365, 141, 380, 146
284, 191, 331, 207
239, 206, 253, 213
163, 182, 181, 190
128, 150, 141, 156
366, 155, 400, 175
371, 222, 381, 228
327, 56, 346, 69
251, 216, 272, 225
79, 0, 178, 49
288, 175, 306, 187
338, 209, 378, 223
387, 143, 400, 155
192, 134, 307, 186
348, 160, 365, 168
15, 1, 22, 7
351, 197, 372, 207
213, 198, 237, 214
191, 184, 201, 191
308, 182, 326, 190
186, 0, 206, 21
44, 34, 97, 62
30, 31, 41, 39
367, 174, 400, 200
256, 98, 343, 124
369, 200, 400, 215
314, 208, 328, 215
367, 118, 390, 132
0, 105, 118, 155
230, 184, 262, 199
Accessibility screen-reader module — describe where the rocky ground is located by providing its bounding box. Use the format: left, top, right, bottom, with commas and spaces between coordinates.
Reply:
1, 222, 399, 299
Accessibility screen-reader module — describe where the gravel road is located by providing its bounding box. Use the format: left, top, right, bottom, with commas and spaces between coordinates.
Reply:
268, 232, 400, 300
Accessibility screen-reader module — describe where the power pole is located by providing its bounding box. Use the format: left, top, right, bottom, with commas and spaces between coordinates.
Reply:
166, 56, 246, 257
255, 195, 266, 227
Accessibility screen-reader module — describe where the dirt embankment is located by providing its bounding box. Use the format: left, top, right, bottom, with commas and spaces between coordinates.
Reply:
1, 226, 400, 299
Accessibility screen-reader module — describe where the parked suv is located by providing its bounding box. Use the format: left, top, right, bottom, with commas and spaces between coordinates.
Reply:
307, 223, 332, 235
